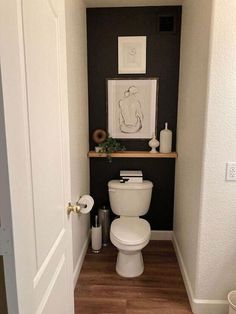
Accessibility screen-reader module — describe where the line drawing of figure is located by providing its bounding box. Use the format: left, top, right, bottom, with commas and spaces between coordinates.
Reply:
118, 86, 144, 134
128, 47, 137, 64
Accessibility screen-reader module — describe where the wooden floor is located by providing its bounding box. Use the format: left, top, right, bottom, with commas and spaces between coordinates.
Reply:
75, 241, 193, 314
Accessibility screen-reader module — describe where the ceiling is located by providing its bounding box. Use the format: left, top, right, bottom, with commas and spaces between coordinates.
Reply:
84, 0, 184, 8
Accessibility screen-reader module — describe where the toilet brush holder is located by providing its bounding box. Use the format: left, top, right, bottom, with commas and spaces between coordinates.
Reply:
98, 206, 110, 246
91, 225, 102, 253
91, 215, 102, 253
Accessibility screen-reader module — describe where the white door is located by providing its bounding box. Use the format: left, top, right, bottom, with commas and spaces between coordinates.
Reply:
0, 1, 74, 313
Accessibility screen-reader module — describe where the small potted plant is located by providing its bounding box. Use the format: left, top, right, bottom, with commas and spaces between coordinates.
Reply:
98, 136, 126, 162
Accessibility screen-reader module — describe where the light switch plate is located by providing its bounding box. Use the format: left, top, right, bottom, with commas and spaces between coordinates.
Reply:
226, 162, 236, 181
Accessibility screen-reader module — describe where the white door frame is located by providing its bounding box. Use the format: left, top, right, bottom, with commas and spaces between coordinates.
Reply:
0, 1, 34, 311
0, 66, 19, 314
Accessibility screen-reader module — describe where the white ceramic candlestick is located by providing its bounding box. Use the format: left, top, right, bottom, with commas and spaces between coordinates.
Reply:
148, 134, 159, 153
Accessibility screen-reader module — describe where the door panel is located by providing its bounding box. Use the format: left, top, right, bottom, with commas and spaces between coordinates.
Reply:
23, 0, 65, 268
21, 1, 74, 313
37, 256, 67, 314
0, 0, 74, 313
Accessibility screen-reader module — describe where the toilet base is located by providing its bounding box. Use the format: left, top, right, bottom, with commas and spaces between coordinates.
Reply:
116, 250, 144, 278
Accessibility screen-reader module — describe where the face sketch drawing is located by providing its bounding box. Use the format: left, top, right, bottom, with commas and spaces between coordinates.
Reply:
118, 86, 144, 134
128, 47, 137, 64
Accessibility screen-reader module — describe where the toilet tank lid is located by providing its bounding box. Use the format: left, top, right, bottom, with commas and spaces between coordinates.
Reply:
108, 180, 153, 190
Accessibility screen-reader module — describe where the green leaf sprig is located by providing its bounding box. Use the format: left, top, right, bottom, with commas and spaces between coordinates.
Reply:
98, 136, 126, 162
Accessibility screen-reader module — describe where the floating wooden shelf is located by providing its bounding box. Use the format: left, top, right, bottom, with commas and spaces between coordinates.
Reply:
88, 151, 177, 159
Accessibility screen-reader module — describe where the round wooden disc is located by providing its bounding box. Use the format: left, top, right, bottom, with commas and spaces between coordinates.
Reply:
92, 129, 107, 144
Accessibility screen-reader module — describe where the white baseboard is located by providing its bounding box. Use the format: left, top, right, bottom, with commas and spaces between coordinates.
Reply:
73, 233, 90, 288
151, 230, 173, 240
172, 233, 228, 314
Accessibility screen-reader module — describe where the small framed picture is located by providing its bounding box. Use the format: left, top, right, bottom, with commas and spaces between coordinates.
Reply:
107, 78, 159, 139
118, 36, 147, 74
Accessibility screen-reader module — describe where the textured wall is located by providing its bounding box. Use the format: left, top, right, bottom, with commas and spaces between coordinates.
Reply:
65, 0, 90, 282
174, 0, 213, 299
196, 0, 236, 300
174, 0, 236, 311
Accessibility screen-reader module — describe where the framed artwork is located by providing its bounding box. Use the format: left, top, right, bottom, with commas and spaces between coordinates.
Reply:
118, 36, 146, 74
107, 78, 159, 139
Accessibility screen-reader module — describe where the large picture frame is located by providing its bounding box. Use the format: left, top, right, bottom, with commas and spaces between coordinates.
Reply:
118, 36, 146, 74
107, 78, 159, 139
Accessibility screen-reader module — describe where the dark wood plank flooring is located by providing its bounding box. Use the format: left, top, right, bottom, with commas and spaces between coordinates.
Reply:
75, 241, 192, 314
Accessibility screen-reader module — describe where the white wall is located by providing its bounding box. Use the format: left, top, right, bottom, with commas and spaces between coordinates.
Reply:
196, 0, 236, 302
65, 0, 90, 286
174, 0, 236, 313
174, 0, 213, 299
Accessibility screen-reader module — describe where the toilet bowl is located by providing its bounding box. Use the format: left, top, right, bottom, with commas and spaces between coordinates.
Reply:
108, 180, 153, 278
110, 217, 151, 277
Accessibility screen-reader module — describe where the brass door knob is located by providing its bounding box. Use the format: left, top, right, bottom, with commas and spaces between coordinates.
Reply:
75, 202, 81, 213
67, 202, 81, 215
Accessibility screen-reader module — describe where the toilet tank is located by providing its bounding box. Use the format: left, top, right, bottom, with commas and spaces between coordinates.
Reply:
108, 180, 153, 217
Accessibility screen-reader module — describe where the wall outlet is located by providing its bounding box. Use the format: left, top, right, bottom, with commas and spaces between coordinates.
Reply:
226, 162, 236, 181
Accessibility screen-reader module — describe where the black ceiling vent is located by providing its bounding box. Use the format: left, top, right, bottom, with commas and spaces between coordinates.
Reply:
158, 15, 175, 33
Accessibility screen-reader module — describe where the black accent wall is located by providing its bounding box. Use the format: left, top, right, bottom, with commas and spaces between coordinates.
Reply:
87, 6, 181, 230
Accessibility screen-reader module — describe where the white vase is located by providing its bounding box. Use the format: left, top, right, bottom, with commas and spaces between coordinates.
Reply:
148, 135, 159, 153
160, 122, 172, 153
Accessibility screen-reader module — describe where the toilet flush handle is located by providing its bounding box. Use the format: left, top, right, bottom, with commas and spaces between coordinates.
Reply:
108, 189, 116, 192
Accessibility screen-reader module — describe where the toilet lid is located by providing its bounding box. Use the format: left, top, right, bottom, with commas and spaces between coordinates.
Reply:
108, 180, 153, 190
111, 218, 150, 245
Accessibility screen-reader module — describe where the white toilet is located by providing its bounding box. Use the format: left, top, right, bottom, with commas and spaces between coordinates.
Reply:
108, 180, 153, 277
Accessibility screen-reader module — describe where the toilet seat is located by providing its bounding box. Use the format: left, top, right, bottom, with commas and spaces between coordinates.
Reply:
110, 217, 150, 245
